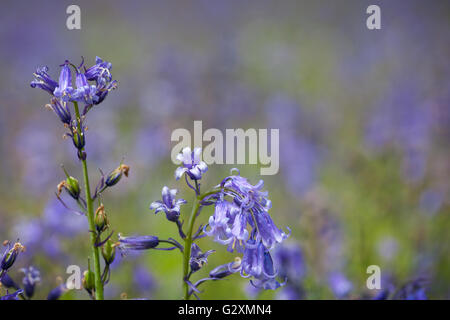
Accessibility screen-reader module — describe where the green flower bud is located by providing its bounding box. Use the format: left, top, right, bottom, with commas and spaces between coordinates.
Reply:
102, 239, 116, 265
58, 167, 81, 200
82, 270, 95, 292
94, 204, 109, 233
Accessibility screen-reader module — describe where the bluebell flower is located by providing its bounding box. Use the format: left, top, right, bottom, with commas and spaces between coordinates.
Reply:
20, 266, 41, 298
206, 169, 289, 252
46, 97, 72, 125
118, 234, 180, 255
189, 243, 215, 273
1, 289, 23, 300
118, 234, 159, 252
225, 171, 289, 250
73, 64, 97, 106
175, 147, 208, 181
53, 60, 74, 102
30, 66, 58, 95
203, 200, 235, 247
150, 186, 187, 222
92, 80, 118, 106
1, 241, 25, 275
84, 57, 117, 106
84, 56, 112, 85
240, 240, 284, 290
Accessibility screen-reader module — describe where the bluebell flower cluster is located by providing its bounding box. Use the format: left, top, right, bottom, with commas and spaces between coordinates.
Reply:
201, 169, 289, 289
31, 57, 116, 111
31, 57, 123, 300
120, 148, 289, 299
31, 57, 117, 160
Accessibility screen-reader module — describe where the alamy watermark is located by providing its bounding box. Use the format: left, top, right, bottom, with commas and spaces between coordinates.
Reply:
171, 121, 279, 175
366, 265, 381, 290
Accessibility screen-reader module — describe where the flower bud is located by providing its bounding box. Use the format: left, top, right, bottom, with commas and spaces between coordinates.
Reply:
82, 270, 95, 292
57, 176, 80, 200
94, 204, 109, 233
102, 239, 116, 265
71, 126, 85, 150
1, 242, 25, 272
105, 164, 130, 187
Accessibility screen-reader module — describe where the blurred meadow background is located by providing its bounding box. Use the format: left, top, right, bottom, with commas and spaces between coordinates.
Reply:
0, 0, 449, 299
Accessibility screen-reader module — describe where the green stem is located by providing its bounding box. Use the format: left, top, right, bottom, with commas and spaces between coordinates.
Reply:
73, 101, 104, 300
181, 187, 228, 300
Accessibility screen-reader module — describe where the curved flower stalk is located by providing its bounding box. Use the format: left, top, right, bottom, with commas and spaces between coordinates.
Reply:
120, 146, 289, 299
31, 57, 122, 300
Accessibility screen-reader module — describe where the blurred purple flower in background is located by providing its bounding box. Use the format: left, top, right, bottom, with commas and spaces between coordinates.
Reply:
328, 272, 353, 299
133, 265, 157, 295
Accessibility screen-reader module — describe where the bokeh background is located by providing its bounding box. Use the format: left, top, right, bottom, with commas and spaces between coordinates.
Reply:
0, 0, 449, 299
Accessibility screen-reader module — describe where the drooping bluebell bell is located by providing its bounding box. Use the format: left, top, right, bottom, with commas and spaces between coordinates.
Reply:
30, 66, 58, 95
1, 289, 23, 300
175, 147, 208, 181
240, 240, 284, 290
150, 186, 187, 222
189, 243, 215, 273
203, 199, 237, 248
45, 97, 72, 125
53, 60, 74, 102
20, 266, 41, 298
